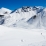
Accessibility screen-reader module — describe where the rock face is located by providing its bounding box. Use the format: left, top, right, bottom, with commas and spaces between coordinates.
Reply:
21, 6, 31, 12
0, 6, 46, 29
0, 15, 4, 25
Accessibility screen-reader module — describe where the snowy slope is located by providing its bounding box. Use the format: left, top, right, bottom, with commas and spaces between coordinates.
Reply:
0, 6, 46, 46
0, 25, 46, 46
0, 7, 12, 15
0, 6, 46, 29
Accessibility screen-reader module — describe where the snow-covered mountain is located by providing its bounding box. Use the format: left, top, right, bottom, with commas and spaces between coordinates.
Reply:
0, 6, 46, 29
0, 6, 46, 46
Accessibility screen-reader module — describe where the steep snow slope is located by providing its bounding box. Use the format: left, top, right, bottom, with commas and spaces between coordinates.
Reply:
0, 6, 46, 29
2, 6, 37, 27
41, 8, 46, 28
1, 6, 37, 27
0, 25, 46, 46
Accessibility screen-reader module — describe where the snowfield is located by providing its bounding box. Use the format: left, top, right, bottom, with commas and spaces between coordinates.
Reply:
0, 25, 46, 46
0, 6, 46, 46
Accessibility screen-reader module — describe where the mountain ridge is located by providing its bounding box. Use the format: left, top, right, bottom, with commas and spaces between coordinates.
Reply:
0, 6, 46, 29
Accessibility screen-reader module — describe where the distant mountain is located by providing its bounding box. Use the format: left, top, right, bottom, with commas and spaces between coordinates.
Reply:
0, 7, 12, 14
0, 6, 46, 29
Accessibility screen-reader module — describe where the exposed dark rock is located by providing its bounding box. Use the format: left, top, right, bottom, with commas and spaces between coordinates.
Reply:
0, 15, 4, 25
0, 15, 4, 17
22, 6, 30, 9
32, 15, 36, 19
32, 6, 39, 10
27, 15, 36, 24
10, 9, 17, 14
0, 19, 4, 25
21, 6, 31, 12
4, 12, 8, 14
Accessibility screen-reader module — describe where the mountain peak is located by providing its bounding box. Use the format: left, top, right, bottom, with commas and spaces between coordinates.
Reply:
11, 6, 44, 14
0, 7, 12, 14
21, 6, 31, 12
0, 6, 46, 29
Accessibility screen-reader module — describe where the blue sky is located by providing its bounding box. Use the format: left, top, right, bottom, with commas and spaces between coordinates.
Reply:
0, 0, 46, 10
